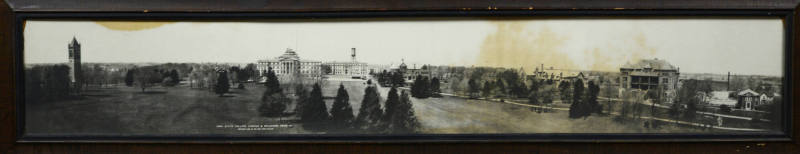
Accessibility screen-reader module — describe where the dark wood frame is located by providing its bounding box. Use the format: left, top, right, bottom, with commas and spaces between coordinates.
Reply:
2, 0, 800, 153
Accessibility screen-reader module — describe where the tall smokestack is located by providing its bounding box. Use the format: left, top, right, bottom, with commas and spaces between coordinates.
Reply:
727, 72, 731, 91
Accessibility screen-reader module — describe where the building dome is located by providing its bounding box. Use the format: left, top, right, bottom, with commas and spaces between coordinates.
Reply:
399, 61, 408, 70
278, 48, 300, 61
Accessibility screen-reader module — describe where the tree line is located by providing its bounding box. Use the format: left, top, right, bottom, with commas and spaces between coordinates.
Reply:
259, 68, 420, 134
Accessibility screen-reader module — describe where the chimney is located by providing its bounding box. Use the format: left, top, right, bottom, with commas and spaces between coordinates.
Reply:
727, 72, 731, 91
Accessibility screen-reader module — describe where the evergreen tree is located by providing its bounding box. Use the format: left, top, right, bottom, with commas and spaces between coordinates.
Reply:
214, 70, 230, 97
389, 91, 420, 134
300, 83, 330, 132
330, 84, 355, 132
412, 75, 431, 98
391, 71, 405, 87
125, 69, 135, 86
587, 81, 601, 114
354, 85, 384, 133
420, 77, 431, 98
264, 67, 281, 94
430, 77, 442, 97
411, 75, 421, 97
293, 84, 308, 115
381, 86, 400, 130
558, 80, 572, 104
569, 78, 585, 118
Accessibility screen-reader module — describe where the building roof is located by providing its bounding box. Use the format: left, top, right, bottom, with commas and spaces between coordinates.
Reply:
621, 58, 677, 70
278, 48, 300, 61
257, 48, 321, 63
69, 36, 80, 46
737, 89, 760, 97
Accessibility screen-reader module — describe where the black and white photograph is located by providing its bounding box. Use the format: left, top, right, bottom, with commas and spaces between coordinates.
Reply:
22, 18, 786, 136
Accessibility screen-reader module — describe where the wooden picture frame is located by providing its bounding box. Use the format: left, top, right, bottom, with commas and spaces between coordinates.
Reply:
2, 0, 799, 153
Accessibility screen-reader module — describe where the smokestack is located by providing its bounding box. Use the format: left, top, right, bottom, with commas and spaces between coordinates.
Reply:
727, 72, 731, 91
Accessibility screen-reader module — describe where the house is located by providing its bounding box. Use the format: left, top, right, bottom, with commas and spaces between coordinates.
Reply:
735, 89, 760, 111
759, 92, 781, 105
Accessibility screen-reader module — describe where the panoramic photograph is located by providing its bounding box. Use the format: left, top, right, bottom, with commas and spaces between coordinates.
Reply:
22, 18, 785, 136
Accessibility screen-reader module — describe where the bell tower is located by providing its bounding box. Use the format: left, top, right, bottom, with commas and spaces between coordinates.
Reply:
68, 36, 82, 93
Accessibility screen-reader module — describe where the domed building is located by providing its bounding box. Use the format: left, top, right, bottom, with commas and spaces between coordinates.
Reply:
256, 48, 322, 82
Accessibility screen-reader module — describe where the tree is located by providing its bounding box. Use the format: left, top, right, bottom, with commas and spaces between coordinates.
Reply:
264, 67, 281, 94
495, 78, 506, 97
586, 81, 601, 114
602, 83, 616, 115
388, 91, 420, 134
558, 80, 572, 104
569, 78, 586, 119
410, 75, 430, 98
329, 84, 355, 132
420, 77, 432, 98
259, 91, 288, 117
354, 85, 384, 133
430, 77, 442, 97
667, 98, 682, 124
528, 78, 540, 107
293, 84, 308, 115
301, 83, 330, 132
381, 86, 400, 130
482, 80, 493, 99
214, 70, 230, 97
168, 69, 180, 86
135, 68, 161, 92
124, 69, 135, 86
528, 89, 540, 112
542, 87, 554, 112
391, 71, 405, 87
468, 78, 480, 99
411, 75, 421, 97
677, 79, 700, 122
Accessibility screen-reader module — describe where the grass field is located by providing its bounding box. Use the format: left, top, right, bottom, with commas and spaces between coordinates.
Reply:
26, 79, 743, 136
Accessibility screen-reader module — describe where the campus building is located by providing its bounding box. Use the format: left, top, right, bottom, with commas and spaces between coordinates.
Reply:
619, 58, 680, 103
322, 48, 370, 79
256, 48, 322, 81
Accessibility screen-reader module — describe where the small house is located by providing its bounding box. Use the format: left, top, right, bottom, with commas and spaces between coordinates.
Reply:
735, 89, 760, 111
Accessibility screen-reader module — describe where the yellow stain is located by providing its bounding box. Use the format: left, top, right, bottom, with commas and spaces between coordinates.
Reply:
476, 21, 577, 73
94, 21, 174, 31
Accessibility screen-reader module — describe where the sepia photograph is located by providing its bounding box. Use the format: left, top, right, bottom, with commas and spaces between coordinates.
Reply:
22, 18, 786, 137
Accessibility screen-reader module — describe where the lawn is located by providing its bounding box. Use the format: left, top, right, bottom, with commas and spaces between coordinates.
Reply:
25, 79, 746, 136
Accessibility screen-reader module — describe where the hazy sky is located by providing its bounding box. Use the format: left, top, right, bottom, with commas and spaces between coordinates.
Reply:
24, 18, 784, 76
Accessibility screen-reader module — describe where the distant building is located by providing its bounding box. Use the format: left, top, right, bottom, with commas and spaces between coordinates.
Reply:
256, 48, 322, 82
321, 48, 369, 79
67, 37, 82, 94
619, 58, 680, 103
736, 89, 760, 111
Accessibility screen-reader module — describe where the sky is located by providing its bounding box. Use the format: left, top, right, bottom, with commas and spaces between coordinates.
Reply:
24, 18, 785, 76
